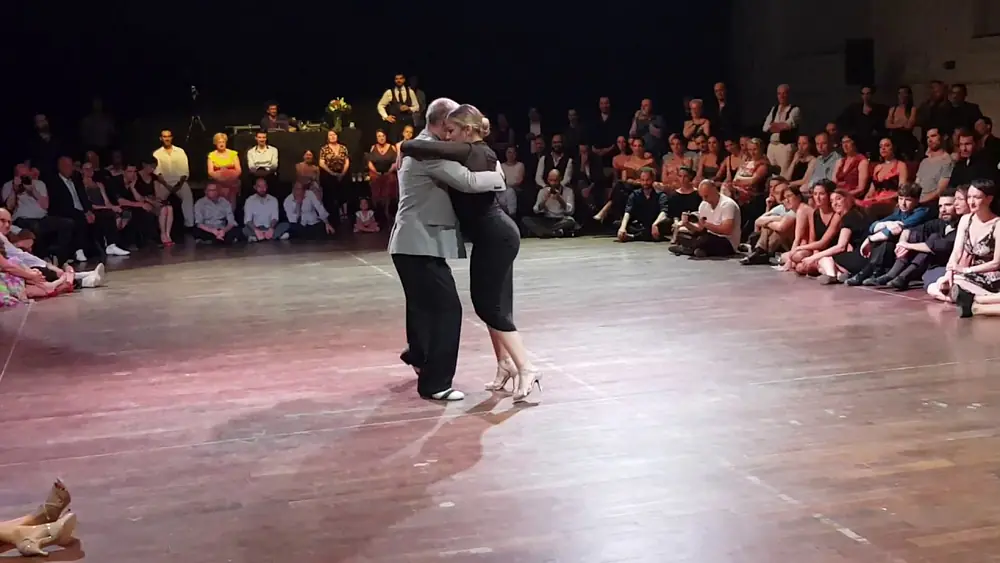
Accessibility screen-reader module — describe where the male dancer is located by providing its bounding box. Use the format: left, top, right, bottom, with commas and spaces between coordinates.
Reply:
389, 98, 505, 401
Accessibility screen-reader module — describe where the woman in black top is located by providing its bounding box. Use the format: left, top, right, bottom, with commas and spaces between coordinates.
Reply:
807, 188, 872, 284
400, 104, 542, 402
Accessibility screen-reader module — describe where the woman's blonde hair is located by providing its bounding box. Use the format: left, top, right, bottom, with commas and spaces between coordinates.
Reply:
447, 104, 491, 139
212, 132, 228, 145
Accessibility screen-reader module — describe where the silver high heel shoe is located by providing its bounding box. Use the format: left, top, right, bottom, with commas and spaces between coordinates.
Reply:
485, 358, 517, 392
513, 367, 542, 403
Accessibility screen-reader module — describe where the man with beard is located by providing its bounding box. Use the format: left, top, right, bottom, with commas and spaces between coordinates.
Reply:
870, 187, 963, 290
533, 134, 573, 189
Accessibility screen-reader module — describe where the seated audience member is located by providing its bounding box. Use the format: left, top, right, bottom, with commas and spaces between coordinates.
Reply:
81, 162, 130, 257
354, 198, 380, 233
49, 156, 100, 263
833, 133, 870, 198
367, 129, 399, 221
950, 129, 997, 187
668, 180, 741, 258
800, 133, 841, 201
0, 210, 105, 291
243, 178, 289, 242
610, 136, 630, 177
786, 135, 816, 186
846, 183, 929, 285
284, 182, 336, 239
2, 163, 74, 263
683, 99, 711, 151
718, 138, 745, 182
522, 169, 578, 238
261, 103, 292, 131
741, 179, 798, 265
594, 137, 655, 223
697, 136, 724, 182
930, 179, 1000, 317
783, 180, 841, 275
664, 168, 703, 241
916, 128, 954, 208
858, 137, 907, 214
975, 116, 1000, 170
114, 164, 161, 249
193, 183, 242, 244
616, 168, 668, 242
728, 138, 770, 239
132, 158, 173, 246
803, 189, 871, 284
660, 134, 695, 192
246, 131, 279, 185
296, 150, 321, 199
207, 133, 242, 207
499, 147, 523, 218
574, 144, 606, 217
867, 187, 962, 290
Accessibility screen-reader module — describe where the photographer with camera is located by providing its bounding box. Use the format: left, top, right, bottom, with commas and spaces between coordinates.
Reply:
1, 163, 74, 264
668, 179, 742, 258
521, 169, 579, 238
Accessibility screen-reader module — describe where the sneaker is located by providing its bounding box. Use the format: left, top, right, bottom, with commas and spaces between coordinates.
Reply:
105, 244, 130, 257
817, 274, 839, 285
279, 233, 290, 240
74, 249, 87, 262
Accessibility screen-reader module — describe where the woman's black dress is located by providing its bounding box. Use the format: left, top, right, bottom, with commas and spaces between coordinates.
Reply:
401, 139, 520, 332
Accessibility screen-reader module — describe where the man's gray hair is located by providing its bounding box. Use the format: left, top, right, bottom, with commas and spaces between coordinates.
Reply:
426, 98, 459, 126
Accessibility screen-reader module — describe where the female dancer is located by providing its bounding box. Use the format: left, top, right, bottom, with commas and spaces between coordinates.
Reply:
398, 105, 541, 402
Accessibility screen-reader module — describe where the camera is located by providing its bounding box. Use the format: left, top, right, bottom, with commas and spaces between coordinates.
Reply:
20, 175, 31, 186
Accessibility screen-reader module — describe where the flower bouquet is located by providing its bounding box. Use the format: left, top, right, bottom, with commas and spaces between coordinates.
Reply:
326, 98, 352, 132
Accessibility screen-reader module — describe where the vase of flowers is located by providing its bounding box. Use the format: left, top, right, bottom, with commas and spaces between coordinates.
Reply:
326, 98, 352, 132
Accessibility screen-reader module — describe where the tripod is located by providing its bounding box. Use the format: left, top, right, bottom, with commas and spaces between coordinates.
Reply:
185, 85, 205, 141
186, 114, 205, 142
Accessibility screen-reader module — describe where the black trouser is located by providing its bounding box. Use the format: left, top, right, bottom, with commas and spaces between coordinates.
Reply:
391, 253, 462, 397
288, 222, 330, 240
740, 194, 767, 243
14, 216, 74, 263
124, 208, 160, 248
192, 226, 243, 244
679, 232, 736, 256
625, 218, 668, 241
521, 215, 578, 238
389, 113, 415, 143
92, 209, 122, 248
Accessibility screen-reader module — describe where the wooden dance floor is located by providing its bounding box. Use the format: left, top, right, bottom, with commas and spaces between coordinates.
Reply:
3, 237, 1000, 562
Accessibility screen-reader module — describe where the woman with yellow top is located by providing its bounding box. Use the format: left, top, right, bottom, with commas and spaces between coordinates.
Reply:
207, 132, 242, 206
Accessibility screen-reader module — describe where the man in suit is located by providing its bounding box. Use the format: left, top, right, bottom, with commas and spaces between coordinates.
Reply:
390, 97, 506, 401
48, 156, 97, 263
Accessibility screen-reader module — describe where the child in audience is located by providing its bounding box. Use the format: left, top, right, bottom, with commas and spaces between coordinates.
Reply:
354, 198, 380, 233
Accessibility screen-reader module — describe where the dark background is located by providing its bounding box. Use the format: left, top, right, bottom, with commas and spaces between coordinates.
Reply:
7, 2, 733, 168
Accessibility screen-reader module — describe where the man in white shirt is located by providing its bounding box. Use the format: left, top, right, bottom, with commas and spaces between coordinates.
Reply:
762, 84, 802, 179
1, 163, 75, 263
152, 129, 195, 228
521, 169, 578, 238
243, 179, 289, 242
669, 179, 741, 257
246, 131, 279, 182
284, 182, 335, 239
377, 74, 420, 142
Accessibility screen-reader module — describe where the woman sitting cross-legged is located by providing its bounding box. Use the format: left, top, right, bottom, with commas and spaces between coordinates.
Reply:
741, 181, 804, 265
782, 179, 841, 275
801, 188, 873, 284
929, 179, 1000, 318
845, 182, 929, 285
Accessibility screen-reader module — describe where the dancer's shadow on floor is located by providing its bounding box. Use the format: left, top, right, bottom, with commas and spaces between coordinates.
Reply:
215, 379, 527, 562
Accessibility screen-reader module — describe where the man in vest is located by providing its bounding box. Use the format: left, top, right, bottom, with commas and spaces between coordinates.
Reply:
533, 134, 574, 190
377, 74, 421, 142
761, 84, 801, 179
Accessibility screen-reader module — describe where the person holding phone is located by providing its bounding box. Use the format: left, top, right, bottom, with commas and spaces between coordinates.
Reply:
669, 180, 741, 257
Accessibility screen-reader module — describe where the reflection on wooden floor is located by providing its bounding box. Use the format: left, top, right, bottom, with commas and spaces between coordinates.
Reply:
1, 237, 999, 562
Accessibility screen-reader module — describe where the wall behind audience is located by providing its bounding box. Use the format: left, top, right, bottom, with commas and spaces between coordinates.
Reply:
731, 0, 1000, 132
